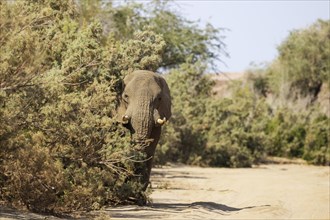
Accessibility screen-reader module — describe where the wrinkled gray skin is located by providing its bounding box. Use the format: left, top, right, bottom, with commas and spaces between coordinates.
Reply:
118, 70, 171, 190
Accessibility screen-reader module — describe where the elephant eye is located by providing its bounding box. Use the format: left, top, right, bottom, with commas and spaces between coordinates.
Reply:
155, 95, 162, 103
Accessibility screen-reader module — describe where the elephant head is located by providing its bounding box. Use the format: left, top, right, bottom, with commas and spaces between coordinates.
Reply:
117, 70, 171, 189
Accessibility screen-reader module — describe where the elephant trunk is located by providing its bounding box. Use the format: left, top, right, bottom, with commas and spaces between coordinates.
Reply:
130, 99, 154, 143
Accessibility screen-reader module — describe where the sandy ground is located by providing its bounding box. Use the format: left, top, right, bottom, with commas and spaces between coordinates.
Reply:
1, 164, 329, 220
106, 164, 330, 220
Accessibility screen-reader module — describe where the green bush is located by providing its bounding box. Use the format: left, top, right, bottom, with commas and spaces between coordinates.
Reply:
158, 47, 329, 167
264, 108, 329, 165
0, 0, 227, 213
303, 115, 330, 165
202, 85, 270, 167
0, 0, 164, 212
268, 19, 330, 100
157, 65, 270, 168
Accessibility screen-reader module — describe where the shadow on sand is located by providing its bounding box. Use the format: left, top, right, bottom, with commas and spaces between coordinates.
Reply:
1, 202, 271, 219
151, 201, 263, 211
108, 201, 271, 219
0, 206, 74, 220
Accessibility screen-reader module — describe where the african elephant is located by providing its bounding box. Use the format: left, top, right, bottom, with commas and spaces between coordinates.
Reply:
117, 70, 171, 190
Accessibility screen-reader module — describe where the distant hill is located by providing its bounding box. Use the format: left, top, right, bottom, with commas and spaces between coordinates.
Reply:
211, 72, 246, 97
211, 72, 329, 116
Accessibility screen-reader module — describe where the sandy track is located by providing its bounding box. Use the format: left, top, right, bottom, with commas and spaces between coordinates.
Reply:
107, 164, 329, 220
1, 164, 329, 220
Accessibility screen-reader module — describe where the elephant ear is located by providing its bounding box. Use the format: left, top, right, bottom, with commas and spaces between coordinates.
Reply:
116, 86, 126, 123
158, 76, 172, 120
116, 74, 133, 123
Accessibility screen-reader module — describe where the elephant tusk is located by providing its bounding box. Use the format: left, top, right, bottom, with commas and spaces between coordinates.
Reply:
157, 117, 167, 125
122, 115, 130, 124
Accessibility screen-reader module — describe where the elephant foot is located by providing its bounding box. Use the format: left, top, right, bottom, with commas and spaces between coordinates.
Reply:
127, 192, 148, 206
141, 180, 151, 192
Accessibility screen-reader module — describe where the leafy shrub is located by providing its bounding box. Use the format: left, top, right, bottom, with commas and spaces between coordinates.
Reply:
0, 0, 164, 212
158, 45, 329, 167
155, 61, 210, 165
201, 84, 270, 167
303, 114, 330, 165
157, 65, 270, 168
268, 19, 330, 100
264, 108, 329, 165
1, 0, 227, 213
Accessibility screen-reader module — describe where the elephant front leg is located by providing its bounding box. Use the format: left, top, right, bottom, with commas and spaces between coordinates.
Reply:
142, 126, 161, 191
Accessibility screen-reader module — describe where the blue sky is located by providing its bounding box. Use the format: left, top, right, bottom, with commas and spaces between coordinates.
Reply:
176, 0, 330, 73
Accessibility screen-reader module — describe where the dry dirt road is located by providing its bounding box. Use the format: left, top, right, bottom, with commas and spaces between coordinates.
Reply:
1, 164, 329, 220
107, 164, 330, 220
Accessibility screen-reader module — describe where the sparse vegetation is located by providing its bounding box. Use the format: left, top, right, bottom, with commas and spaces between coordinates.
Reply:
157, 19, 330, 167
